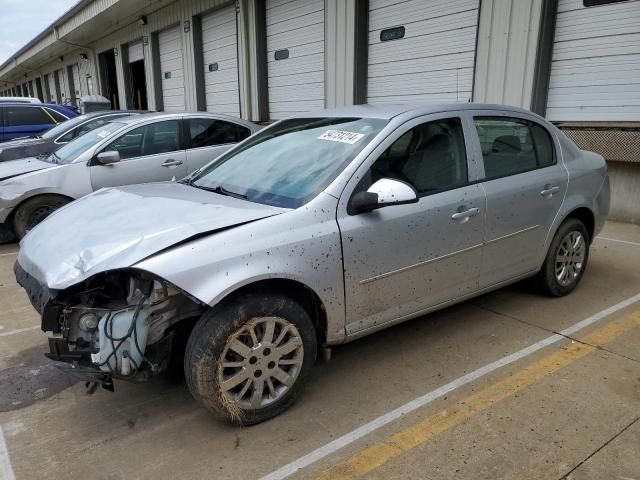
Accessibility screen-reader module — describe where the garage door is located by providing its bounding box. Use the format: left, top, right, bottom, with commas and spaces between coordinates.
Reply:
158, 26, 186, 112
367, 0, 479, 104
129, 40, 144, 63
48, 74, 57, 102
201, 5, 241, 116
72, 64, 82, 98
546, 0, 640, 121
265, 0, 325, 120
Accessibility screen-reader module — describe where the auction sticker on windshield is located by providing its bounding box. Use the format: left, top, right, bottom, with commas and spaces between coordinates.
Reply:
318, 130, 365, 144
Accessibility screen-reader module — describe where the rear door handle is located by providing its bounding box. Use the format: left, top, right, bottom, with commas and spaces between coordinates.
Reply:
451, 207, 480, 222
162, 159, 183, 167
540, 185, 560, 197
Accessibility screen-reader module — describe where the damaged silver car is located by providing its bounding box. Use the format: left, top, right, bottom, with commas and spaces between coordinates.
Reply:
15, 104, 610, 425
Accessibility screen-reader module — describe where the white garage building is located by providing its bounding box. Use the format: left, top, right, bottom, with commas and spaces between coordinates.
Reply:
0, 0, 639, 221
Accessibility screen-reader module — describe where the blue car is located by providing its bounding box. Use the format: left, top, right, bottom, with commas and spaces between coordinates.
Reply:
1, 103, 78, 142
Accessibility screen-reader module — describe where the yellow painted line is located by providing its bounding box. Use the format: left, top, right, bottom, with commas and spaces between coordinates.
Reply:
315, 311, 640, 480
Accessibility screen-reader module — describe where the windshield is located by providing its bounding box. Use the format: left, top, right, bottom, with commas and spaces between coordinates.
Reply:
41, 115, 90, 139
190, 117, 387, 208
50, 122, 125, 164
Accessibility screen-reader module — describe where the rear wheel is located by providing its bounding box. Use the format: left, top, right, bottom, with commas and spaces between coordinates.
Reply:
537, 218, 590, 297
184, 293, 317, 425
13, 195, 70, 239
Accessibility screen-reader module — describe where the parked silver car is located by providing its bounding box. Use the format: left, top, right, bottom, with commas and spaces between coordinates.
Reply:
0, 112, 259, 241
15, 104, 610, 425
0, 110, 143, 162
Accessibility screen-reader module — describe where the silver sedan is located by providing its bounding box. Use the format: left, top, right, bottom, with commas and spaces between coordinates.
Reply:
0, 112, 260, 241
15, 103, 610, 425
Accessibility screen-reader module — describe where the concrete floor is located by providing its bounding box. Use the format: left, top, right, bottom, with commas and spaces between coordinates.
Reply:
0, 222, 639, 480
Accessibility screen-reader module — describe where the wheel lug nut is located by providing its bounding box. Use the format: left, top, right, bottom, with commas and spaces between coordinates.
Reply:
254, 369, 263, 378
249, 356, 257, 365
268, 361, 276, 369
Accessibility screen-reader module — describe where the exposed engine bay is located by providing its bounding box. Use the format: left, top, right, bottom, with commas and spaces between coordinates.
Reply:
15, 264, 205, 388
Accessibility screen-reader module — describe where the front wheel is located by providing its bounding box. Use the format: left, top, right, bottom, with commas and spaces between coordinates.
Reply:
184, 293, 317, 425
537, 218, 590, 297
13, 195, 70, 239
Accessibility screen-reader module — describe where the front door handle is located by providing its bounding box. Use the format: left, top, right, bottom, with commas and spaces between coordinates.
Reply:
451, 207, 480, 222
540, 185, 560, 197
162, 159, 183, 167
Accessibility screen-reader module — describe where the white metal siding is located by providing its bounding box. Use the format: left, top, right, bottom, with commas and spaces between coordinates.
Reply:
266, 0, 325, 119
473, 0, 543, 108
547, 0, 640, 121
367, 0, 480, 104
129, 40, 144, 63
201, 5, 241, 116
159, 25, 186, 112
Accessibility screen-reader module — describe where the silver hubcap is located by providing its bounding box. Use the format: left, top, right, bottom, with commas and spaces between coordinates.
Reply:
555, 230, 586, 287
218, 316, 304, 410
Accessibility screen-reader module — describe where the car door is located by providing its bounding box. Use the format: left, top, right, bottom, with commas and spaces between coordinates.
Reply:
184, 117, 252, 174
469, 112, 569, 287
3, 105, 57, 140
89, 119, 187, 190
337, 114, 486, 335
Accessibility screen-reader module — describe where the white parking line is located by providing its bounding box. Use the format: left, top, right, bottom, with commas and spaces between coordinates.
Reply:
259, 292, 640, 480
0, 426, 16, 480
598, 236, 640, 247
0, 326, 39, 338
0, 251, 18, 258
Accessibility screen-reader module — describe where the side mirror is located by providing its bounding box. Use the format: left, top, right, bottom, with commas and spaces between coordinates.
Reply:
95, 151, 120, 165
351, 178, 419, 214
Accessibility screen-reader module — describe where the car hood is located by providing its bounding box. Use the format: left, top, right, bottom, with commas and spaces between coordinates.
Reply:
0, 137, 41, 148
0, 157, 53, 181
0, 138, 50, 162
17, 182, 288, 290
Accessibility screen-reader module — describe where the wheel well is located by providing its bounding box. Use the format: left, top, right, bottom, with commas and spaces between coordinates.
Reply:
229, 279, 328, 346
6, 193, 74, 230
566, 207, 595, 242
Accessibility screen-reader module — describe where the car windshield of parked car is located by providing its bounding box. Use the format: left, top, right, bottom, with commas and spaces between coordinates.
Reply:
40, 115, 90, 140
190, 117, 388, 208
48, 122, 125, 164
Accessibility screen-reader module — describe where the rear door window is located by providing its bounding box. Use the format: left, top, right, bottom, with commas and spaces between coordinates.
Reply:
473, 117, 555, 179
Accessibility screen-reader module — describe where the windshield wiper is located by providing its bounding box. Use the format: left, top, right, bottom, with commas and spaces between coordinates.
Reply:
191, 183, 248, 200
48, 151, 61, 164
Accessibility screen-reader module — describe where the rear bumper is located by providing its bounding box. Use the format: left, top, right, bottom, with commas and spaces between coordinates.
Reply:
594, 174, 611, 237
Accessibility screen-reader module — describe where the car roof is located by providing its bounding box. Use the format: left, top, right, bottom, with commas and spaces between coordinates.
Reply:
116, 111, 259, 128
79, 110, 144, 118
0, 97, 41, 104
291, 103, 542, 121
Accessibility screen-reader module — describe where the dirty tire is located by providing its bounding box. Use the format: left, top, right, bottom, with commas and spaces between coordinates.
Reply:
536, 218, 590, 297
0, 223, 15, 244
13, 195, 70, 239
184, 293, 317, 425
